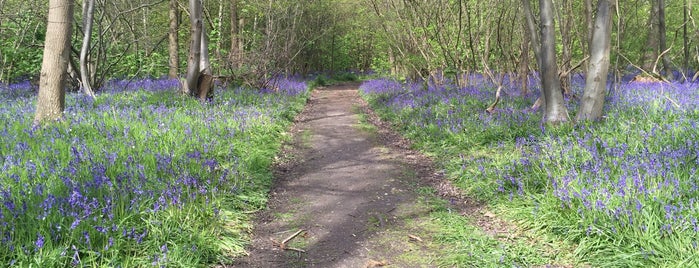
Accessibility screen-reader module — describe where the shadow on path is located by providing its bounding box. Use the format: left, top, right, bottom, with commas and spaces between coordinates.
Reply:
232, 83, 445, 267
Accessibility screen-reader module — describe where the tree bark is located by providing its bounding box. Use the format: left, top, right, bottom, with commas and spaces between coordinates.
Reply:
658, 0, 674, 80
641, 1, 660, 71
539, 0, 568, 124
577, 0, 613, 122
183, 0, 212, 100
684, 0, 690, 78
184, 0, 203, 95
229, 0, 240, 69
199, 17, 211, 76
522, 0, 541, 70
35, 0, 74, 124
518, 33, 530, 95
79, 0, 96, 97
556, 0, 573, 95
584, 0, 594, 47
168, 0, 179, 78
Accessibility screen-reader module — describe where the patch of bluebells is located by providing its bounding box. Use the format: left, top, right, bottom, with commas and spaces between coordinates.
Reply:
0, 77, 308, 265
360, 76, 541, 139
0, 81, 36, 100
361, 75, 699, 263
101, 78, 181, 94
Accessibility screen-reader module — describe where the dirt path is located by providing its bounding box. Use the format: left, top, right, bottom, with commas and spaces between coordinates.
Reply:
231, 83, 457, 267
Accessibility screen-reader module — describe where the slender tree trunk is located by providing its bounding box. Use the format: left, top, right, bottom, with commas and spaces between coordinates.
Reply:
35, 0, 74, 124
577, 0, 613, 122
168, 0, 179, 78
183, 0, 213, 100
585, 0, 594, 46
641, 1, 660, 70
230, 0, 240, 68
519, 35, 530, 95
238, 17, 245, 65
684, 0, 690, 79
522, 0, 541, 69
539, 0, 568, 124
658, 0, 674, 80
199, 18, 211, 76
184, 0, 203, 95
79, 0, 96, 97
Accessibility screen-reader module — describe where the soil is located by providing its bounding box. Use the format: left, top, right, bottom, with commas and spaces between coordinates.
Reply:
229, 83, 510, 268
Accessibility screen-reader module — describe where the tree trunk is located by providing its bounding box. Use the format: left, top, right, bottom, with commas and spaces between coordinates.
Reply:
230, 0, 240, 69
556, 0, 573, 95
585, 0, 594, 47
658, 0, 674, 80
168, 0, 179, 78
183, 0, 213, 101
199, 18, 212, 76
35, 0, 74, 124
539, 0, 568, 124
684, 0, 690, 79
641, 1, 660, 71
184, 0, 203, 95
577, 0, 613, 122
519, 33, 530, 95
522, 0, 541, 70
79, 0, 96, 97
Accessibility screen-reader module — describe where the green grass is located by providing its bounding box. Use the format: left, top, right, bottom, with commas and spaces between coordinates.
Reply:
0, 81, 309, 267
360, 78, 699, 267
353, 104, 578, 267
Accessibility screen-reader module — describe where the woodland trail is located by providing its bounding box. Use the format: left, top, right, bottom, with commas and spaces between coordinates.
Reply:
231, 83, 461, 267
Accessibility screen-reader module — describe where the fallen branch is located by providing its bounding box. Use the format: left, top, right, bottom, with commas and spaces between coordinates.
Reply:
407, 234, 423, 242
281, 229, 306, 247
284, 247, 307, 253
270, 229, 307, 253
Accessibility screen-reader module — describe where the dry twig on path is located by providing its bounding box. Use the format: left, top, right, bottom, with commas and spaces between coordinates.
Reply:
270, 229, 307, 253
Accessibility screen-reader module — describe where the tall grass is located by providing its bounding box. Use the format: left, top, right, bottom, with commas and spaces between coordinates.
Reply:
361, 75, 699, 267
0, 78, 308, 266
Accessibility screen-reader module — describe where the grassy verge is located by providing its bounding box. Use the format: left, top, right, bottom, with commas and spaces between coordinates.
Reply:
0, 78, 309, 267
356, 108, 576, 267
360, 76, 699, 267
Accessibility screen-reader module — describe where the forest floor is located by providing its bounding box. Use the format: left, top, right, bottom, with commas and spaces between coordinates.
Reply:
230, 83, 542, 267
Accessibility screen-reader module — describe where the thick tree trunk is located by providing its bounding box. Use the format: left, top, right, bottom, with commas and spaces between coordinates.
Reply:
35, 0, 74, 124
577, 0, 613, 122
168, 0, 179, 78
79, 0, 96, 97
539, 0, 568, 124
658, 0, 674, 80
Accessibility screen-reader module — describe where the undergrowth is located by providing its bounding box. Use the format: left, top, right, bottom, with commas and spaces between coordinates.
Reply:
0, 78, 309, 266
360, 75, 699, 267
